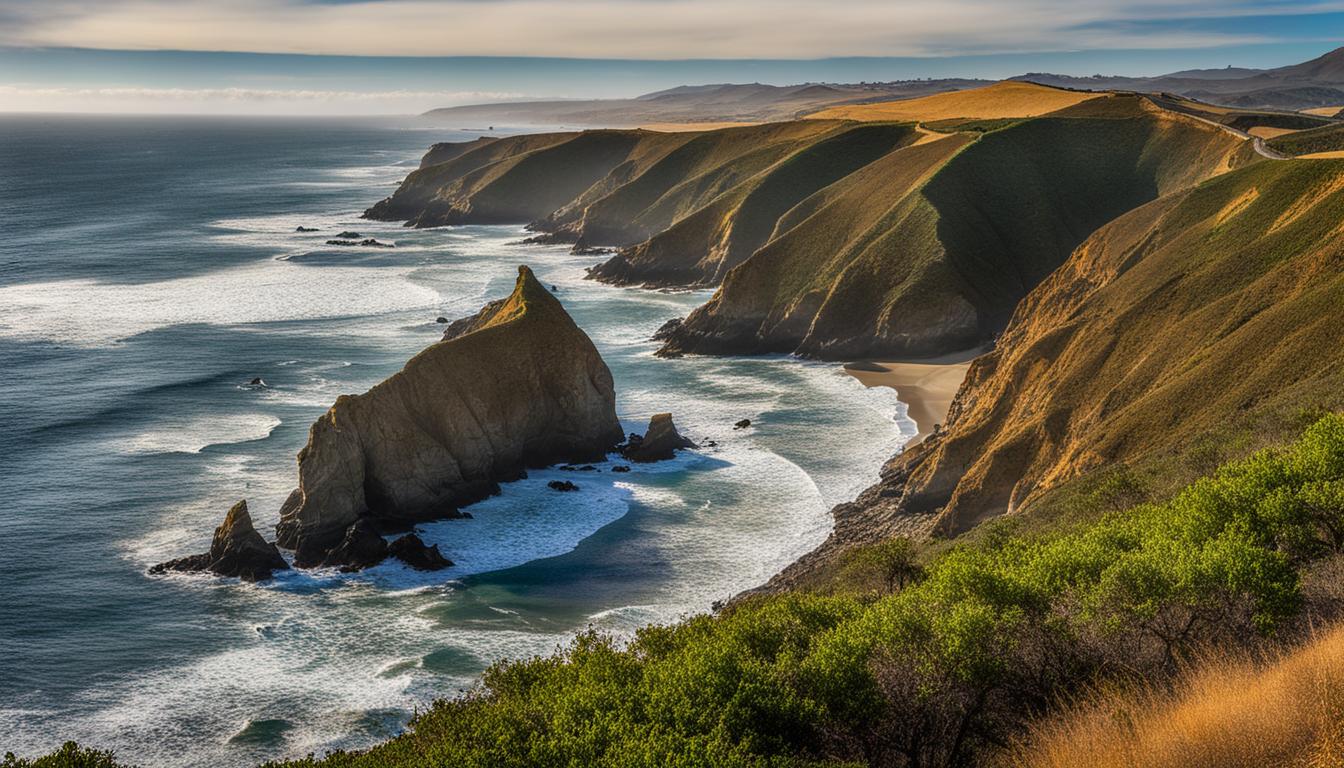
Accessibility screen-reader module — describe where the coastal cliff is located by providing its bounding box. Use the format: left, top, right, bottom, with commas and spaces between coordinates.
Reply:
274, 266, 624, 565
371, 86, 1259, 361
765, 159, 1344, 588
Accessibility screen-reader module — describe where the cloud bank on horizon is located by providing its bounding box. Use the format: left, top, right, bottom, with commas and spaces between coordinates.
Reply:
2, 0, 1344, 113
3, 0, 1340, 58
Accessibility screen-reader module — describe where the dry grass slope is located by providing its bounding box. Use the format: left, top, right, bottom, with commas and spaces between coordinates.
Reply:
902, 159, 1344, 535
806, 81, 1101, 122
1011, 623, 1344, 768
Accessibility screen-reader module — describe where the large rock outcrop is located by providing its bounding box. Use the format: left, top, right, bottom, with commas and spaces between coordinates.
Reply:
275, 266, 624, 566
150, 500, 289, 582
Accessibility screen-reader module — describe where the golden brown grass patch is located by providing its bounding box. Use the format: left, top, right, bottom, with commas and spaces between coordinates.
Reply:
1008, 624, 1344, 768
1250, 126, 1302, 139
1214, 186, 1260, 225
806, 81, 1101, 122
1302, 106, 1344, 117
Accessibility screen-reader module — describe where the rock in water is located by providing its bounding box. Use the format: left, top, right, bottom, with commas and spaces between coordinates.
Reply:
150, 500, 289, 582
622, 413, 697, 463
275, 265, 623, 564
389, 534, 453, 571
319, 519, 388, 572
548, 480, 580, 492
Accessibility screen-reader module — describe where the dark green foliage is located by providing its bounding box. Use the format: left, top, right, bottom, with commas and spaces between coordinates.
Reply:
2, 744, 129, 768
1267, 122, 1344, 155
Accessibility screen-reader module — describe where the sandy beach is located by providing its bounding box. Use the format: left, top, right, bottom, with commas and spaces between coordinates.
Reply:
844, 349, 981, 443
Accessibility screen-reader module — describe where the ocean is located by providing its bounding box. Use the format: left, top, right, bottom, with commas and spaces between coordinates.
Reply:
0, 114, 913, 766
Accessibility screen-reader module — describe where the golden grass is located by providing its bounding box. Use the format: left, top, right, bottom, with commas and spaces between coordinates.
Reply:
1008, 624, 1344, 768
806, 81, 1101, 122
1297, 150, 1344, 159
637, 121, 761, 132
1302, 106, 1344, 117
1250, 126, 1302, 139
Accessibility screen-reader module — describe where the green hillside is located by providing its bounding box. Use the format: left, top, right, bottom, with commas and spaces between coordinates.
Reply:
896, 159, 1344, 536
1266, 122, 1344, 155
660, 95, 1259, 359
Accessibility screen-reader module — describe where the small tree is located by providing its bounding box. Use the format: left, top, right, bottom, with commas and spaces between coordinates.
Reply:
849, 538, 923, 593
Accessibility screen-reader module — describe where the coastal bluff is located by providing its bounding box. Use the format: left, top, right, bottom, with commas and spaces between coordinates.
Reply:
275, 265, 625, 566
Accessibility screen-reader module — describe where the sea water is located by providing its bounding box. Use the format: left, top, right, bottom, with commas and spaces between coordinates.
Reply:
0, 115, 914, 766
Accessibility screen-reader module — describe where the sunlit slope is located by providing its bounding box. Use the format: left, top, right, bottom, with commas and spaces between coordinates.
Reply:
1013, 621, 1344, 768
806, 81, 1101, 122
660, 95, 1258, 359
902, 159, 1344, 535
587, 121, 921, 285
541, 119, 857, 246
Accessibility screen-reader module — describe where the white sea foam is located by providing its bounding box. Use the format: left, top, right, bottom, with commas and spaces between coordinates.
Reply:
120, 413, 282, 456
0, 260, 442, 346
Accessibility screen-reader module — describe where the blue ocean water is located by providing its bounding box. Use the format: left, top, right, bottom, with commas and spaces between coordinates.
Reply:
0, 115, 913, 766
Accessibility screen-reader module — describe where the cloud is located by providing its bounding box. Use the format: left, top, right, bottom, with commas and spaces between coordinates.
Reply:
0, 84, 528, 114
1, 0, 1334, 59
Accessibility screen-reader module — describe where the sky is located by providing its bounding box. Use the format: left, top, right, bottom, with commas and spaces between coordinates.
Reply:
1, 0, 1344, 114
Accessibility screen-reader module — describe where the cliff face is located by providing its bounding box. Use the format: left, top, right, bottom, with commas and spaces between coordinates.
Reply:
658, 96, 1259, 360
371, 89, 1258, 362
902, 159, 1344, 535
275, 266, 624, 565
764, 159, 1344, 589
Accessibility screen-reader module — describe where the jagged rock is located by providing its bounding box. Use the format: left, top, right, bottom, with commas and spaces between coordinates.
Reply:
622, 413, 697, 463
150, 501, 289, 582
651, 318, 683, 342
549, 480, 580, 492
734, 419, 751, 430
319, 519, 388, 572
389, 534, 453, 571
246, 377, 267, 388
275, 266, 623, 564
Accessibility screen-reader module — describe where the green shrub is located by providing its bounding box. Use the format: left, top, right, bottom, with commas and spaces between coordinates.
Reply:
30, 415, 1344, 768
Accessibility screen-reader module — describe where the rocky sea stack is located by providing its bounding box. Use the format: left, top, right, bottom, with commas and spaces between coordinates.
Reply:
150, 500, 289, 582
274, 265, 624, 566
622, 413, 697, 463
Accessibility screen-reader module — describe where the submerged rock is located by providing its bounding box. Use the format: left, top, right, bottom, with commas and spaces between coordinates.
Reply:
622, 413, 697, 463
150, 500, 289, 582
326, 238, 394, 248
274, 265, 623, 565
335, 231, 362, 239
296, 226, 320, 232
549, 480, 580, 492
389, 534, 453, 571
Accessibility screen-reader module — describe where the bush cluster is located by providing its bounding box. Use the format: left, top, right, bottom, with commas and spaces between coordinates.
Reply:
18, 415, 1344, 768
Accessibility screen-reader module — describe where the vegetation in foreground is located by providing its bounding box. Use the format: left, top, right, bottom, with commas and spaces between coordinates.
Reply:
22, 416, 1343, 767
1010, 615, 1344, 768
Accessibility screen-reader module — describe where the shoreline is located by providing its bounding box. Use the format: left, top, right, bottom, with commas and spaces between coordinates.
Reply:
843, 349, 981, 443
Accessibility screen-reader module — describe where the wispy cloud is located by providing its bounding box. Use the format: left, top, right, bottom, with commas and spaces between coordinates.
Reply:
0, 84, 528, 114
1, 0, 1334, 59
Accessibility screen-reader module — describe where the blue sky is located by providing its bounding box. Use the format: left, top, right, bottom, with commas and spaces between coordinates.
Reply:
1, 0, 1343, 114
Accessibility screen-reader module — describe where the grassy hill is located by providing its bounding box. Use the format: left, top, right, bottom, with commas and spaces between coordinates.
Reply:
1267, 122, 1344, 156
804, 81, 1101, 122
659, 94, 1259, 359
893, 159, 1344, 538
371, 88, 1258, 360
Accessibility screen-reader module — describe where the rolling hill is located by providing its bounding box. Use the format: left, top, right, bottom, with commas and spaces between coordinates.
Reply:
371, 84, 1259, 360
879, 159, 1344, 538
